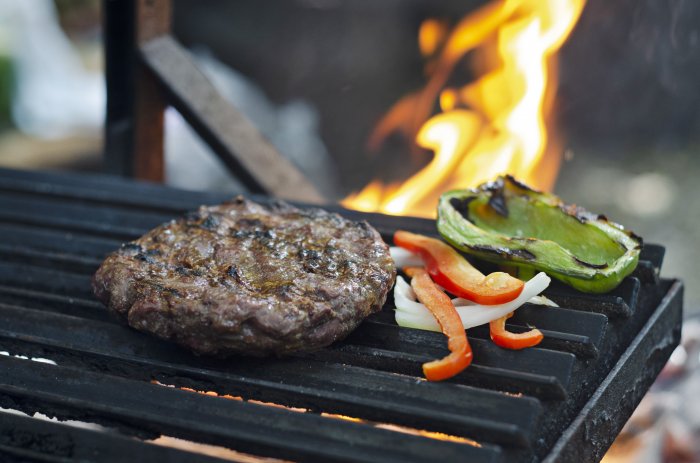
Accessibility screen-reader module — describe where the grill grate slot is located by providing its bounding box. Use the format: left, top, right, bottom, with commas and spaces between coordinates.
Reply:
0, 168, 682, 463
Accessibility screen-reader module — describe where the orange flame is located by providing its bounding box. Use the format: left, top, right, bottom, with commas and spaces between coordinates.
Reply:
343, 0, 586, 217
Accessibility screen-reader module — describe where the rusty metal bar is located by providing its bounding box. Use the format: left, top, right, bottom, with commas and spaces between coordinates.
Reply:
139, 36, 324, 203
104, 0, 168, 181
104, 0, 323, 202
131, 0, 170, 180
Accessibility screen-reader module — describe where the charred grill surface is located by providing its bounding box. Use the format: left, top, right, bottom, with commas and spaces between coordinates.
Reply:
93, 197, 395, 356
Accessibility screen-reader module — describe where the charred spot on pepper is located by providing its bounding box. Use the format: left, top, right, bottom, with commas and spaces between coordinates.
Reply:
615, 239, 640, 252
509, 237, 538, 243
487, 187, 509, 217
559, 204, 580, 221
449, 197, 475, 221
466, 244, 536, 261
479, 176, 505, 195
573, 256, 608, 269
510, 248, 537, 261
504, 175, 541, 194
629, 231, 644, 247
579, 210, 600, 223
558, 203, 599, 224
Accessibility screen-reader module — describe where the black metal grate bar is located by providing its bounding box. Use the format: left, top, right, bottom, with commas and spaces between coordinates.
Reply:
0, 168, 682, 463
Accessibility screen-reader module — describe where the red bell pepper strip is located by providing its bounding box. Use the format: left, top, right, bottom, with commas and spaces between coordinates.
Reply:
394, 230, 524, 305
404, 266, 473, 381
489, 312, 543, 350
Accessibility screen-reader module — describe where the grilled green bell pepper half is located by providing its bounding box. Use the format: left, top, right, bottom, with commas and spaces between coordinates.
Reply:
436, 176, 642, 293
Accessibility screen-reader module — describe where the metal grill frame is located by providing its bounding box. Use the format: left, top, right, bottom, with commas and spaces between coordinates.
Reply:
0, 168, 683, 462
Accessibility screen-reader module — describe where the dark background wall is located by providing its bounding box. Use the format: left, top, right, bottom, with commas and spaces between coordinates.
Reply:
557, 0, 700, 150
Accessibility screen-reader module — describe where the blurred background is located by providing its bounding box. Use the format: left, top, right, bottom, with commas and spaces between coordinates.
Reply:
0, 1, 698, 459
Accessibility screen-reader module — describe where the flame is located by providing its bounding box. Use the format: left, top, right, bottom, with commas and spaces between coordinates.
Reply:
418, 19, 449, 57
343, 0, 586, 217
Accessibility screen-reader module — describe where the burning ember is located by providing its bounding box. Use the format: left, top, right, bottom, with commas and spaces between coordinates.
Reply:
342, 0, 586, 217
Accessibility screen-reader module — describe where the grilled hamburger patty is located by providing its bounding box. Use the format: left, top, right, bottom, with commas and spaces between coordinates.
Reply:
92, 197, 396, 356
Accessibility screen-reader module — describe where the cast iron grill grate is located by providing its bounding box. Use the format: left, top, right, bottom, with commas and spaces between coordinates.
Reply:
0, 168, 683, 463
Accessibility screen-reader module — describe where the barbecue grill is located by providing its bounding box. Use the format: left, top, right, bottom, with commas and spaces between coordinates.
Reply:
0, 167, 683, 462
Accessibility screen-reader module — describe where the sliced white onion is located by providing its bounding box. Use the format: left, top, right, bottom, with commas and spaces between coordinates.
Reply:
393, 272, 551, 332
390, 247, 424, 268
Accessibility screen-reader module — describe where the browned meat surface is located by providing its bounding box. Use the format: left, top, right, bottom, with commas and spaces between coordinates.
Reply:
92, 197, 396, 356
